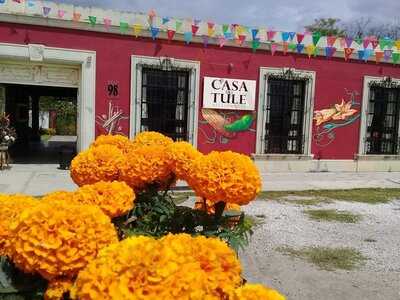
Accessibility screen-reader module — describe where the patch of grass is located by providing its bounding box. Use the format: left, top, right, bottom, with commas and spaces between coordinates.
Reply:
259, 188, 400, 204
277, 246, 367, 271
276, 198, 332, 206
304, 209, 362, 223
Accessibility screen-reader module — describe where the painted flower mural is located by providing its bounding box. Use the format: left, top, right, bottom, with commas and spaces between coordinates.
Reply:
314, 99, 358, 126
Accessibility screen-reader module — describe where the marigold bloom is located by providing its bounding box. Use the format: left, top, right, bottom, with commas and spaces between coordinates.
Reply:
166, 141, 203, 180
189, 151, 261, 205
70, 145, 125, 186
91, 134, 133, 153
132, 131, 173, 149
74, 181, 135, 218
119, 145, 172, 190
71, 234, 242, 300
232, 283, 286, 300
0, 194, 38, 257
45, 279, 73, 300
8, 201, 118, 281
41, 191, 76, 204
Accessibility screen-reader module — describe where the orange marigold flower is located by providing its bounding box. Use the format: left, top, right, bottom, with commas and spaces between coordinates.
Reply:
189, 151, 262, 205
41, 191, 76, 204
70, 145, 125, 186
0, 194, 38, 257
71, 234, 242, 300
166, 141, 203, 180
232, 283, 286, 300
8, 201, 118, 281
91, 134, 133, 153
74, 181, 135, 218
45, 279, 73, 300
119, 145, 172, 190
131, 131, 173, 149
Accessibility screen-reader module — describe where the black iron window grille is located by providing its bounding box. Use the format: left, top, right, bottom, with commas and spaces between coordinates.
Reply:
365, 84, 400, 155
264, 77, 307, 154
140, 67, 190, 141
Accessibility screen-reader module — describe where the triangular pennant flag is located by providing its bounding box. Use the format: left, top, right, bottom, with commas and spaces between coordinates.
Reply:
325, 47, 336, 58
312, 32, 321, 46
73, 13, 81, 22
379, 38, 388, 50
43, 6, 51, 17
194, 19, 201, 26
133, 24, 142, 37
282, 42, 289, 54
375, 52, 384, 63
88, 16, 97, 26
167, 29, 175, 42
120, 22, 129, 33
175, 20, 183, 32
339, 37, 346, 48
238, 35, 246, 46
363, 38, 370, 49
222, 24, 229, 33
281, 32, 290, 42
184, 32, 192, 44
148, 9, 156, 19
271, 43, 278, 56
394, 40, 400, 51
224, 32, 233, 40
288, 43, 297, 52
202, 35, 209, 47
12, 0, 22, 3
371, 40, 379, 49
252, 38, 260, 52
251, 28, 259, 40
354, 37, 363, 46
384, 50, 392, 62
162, 17, 170, 25
393, 52, 400, 64
103, 18, 111, 30
357, 49, 365, 60
191, 25, 199, 35
207, 22, 215, 29
363, 49, 373, 61
306, 44, 316, 58
57, 9, 65, 19
345, 37, 353, 48
327, 36, 337, 47
288, 32, 296, 40
27, 0, 35, 7
267, 30, 276, 41
219, 36, 227, 48
296, 33, 305, 44
150, 27, 160, 40
207, 27, 214, 37
296, 44, 305, 54
344, 48, 354, 61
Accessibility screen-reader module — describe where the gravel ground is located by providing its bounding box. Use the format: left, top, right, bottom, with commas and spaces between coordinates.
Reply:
239, 198, 400, 300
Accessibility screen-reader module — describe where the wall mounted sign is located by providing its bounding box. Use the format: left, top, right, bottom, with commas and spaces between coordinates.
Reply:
203, 77, 256, 111
106, 81, 119, 98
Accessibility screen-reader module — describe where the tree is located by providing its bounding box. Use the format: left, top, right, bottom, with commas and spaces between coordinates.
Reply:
341, 17, 400, 39
305, 18, 346, 36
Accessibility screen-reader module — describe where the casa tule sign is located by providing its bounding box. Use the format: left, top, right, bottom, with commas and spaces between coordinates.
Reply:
203, 77, 256, 111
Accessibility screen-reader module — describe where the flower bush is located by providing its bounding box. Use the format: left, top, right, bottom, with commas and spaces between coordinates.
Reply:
189, 151, 262, 205
232, 284, 286, 300
70, 145, 125, 186
131, 131, 173, 149
90, 134, 133, 153
8, 201, 118, 281
166, 141, 203, 180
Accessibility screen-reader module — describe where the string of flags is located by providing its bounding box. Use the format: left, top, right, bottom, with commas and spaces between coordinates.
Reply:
2, 0, 400, 64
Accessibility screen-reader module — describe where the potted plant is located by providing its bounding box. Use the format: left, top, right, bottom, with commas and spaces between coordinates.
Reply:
0, 114, 17, 150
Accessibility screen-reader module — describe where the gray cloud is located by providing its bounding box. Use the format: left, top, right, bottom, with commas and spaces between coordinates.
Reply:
60, 0, 399, 31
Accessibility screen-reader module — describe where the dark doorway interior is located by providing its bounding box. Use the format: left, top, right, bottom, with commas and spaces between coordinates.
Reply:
4, 84, 78, 164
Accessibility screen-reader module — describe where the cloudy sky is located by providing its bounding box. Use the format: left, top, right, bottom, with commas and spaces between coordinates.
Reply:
60, 0, 398, 31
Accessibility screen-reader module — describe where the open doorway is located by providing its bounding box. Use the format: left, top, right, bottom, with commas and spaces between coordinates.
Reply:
1, 84, 78, 164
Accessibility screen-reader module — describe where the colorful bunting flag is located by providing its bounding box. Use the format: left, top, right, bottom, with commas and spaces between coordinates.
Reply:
133, 24, 142, 37
252, 38, 260, 52
184, 32, 192, 44
27, 0, 35, 7
325, 47, 336, 58
120, 22, 129, 33
281, 32, 290, 42
384, 50, 392, 62
296, 44, 304, 54
375, 52, 384, 63
0, 0, 5, 4
357, 50, 364, 60
327, 36, 337, 47
271, 43, 278, 56
312, 32, 321, 46
208, 27, 214, 37
103, 18, 111, 30
162, 17, 170, 25
42, 6, 51, 17
88, 16, 97, 26
344, 48, 354, 61
202, 35, 209, 47
58, 10, 65, 19
288, 43, 296, 52
345, 37, 353, 48
222, 24, 229, 33
224, 32, 233, 40
338, 37, 346, 48
288, 32, 296, 41
395, 40, 400, 51
219, 36, 227, 48
194, 19, 201, 26
167, 29, 175, 42
191, 25, 199, 35
282, 42, 289, 55
267, 30, 276, 41
148, 9, 156, 19
306, 45, 316, 58
251, 28, 259, 40
12, 0, 22, 3
363, 49, 373, 61
363, 38, 370, 49
73, 13, 81, 22
150, 27, 160, 40
354, 37, 362, 46
238, 35, 246, 46
175, 20, 183, 32
296, 33, 305, 44
393, 52, 400, 64
371, 40, 379, 49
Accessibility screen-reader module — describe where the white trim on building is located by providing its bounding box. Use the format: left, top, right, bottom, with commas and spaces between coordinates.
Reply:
130, 55, 200, 147
0, 42, 96, 151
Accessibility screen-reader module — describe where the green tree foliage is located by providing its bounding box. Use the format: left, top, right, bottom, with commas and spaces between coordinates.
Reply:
305, 18, 346, 36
